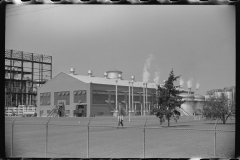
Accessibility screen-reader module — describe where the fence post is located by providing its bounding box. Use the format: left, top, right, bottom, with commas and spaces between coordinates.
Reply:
87, 117, 92, 158
143, 119, 148, 158
214, 119, 218, 158
11, 117, 17, 157
45, 117, 51, 158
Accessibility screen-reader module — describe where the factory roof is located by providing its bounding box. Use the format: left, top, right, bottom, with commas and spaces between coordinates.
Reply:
67, 73, 157, 89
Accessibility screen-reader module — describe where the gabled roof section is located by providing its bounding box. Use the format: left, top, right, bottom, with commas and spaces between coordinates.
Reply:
67, 73, 157, 89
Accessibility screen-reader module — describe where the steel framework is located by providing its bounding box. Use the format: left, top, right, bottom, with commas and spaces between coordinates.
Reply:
5, 49, 52, 108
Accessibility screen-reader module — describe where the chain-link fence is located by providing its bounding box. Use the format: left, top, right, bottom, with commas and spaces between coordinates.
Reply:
5, 116, 235, 158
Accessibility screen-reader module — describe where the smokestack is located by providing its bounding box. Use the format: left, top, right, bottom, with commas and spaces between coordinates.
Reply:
88, 70, 93, 77
70, 68, 75, 75
104, 72, 108, 78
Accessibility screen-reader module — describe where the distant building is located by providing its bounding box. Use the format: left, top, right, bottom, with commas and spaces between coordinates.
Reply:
206, 86, 235, 102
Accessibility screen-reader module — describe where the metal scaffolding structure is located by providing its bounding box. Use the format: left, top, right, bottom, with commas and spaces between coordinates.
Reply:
5, 49, 52, 108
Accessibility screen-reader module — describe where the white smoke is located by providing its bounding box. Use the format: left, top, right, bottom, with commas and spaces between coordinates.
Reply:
154, 71, 160, 84
179, 77, 184, 87
187, 78, 193, 88
142, 54, 154, 83
196, 81, 200, 89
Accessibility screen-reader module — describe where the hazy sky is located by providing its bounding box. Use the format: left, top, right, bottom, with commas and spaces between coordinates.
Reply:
6, 5, 235, 95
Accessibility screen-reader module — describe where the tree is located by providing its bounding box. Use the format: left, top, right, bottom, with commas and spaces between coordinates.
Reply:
202, 94, 235, 124
201, 94, 235, 124
153, 69, 185, 127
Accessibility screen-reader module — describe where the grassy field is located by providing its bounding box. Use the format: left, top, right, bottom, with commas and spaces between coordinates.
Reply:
5, 115, 235, 158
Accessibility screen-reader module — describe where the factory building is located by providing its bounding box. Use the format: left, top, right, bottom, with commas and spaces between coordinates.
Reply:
37, 68, 157, 117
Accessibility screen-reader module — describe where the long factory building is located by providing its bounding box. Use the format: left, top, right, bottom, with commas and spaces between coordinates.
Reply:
37, 68, 158, 117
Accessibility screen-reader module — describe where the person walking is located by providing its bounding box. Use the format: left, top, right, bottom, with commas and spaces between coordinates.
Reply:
117, 109, 124, 128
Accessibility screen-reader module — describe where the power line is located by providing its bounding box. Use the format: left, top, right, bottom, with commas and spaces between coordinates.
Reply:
6, 5, 61, 17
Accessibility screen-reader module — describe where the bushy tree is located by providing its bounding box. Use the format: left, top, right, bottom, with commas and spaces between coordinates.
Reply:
153, 69, 185, 127
201, 94, 235, 124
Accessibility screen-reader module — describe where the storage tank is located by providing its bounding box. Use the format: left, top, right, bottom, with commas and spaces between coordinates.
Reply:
226, 91, 232, 101
193, 94, 205, 115
193, 94, 205, 101
106, 70, 122, 79
178, 93, 195, 116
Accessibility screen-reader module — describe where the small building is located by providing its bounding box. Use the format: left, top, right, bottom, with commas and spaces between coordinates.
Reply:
37, 69, 157, 117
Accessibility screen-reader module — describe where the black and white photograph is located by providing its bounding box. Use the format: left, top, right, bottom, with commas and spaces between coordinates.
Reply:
5, 5, 235, 158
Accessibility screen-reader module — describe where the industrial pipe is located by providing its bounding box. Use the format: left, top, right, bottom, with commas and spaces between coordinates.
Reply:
116, 80, 118, 112
143, 83, 145, 116
146, 83, 148, 116
129, 82, 131, 122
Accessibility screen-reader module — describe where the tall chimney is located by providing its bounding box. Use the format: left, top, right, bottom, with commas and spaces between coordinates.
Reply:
70, 68, 75, 75
104, 72, 108, 78
88, 70, 93, 77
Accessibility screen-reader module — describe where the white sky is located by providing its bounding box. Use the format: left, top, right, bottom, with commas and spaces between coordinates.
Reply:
6, 5, 235, 95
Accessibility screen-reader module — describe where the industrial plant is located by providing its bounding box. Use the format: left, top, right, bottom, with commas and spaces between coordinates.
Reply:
5, 49, 235, 118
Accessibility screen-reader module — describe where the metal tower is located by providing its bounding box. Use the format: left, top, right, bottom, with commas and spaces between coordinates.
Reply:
5, 49, 52, 108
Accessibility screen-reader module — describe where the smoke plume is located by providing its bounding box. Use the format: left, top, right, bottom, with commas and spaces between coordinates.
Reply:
154, 71, 160, 84
187, 78, 193, 88
179, 77, 184, 87
196, 81, 200, 89
143, 54, 154, 83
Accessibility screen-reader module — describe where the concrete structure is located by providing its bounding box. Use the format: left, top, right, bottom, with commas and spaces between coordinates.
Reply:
37, 69, 157, 117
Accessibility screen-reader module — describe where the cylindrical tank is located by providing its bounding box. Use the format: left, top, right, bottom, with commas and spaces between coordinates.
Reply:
226, 91, 232, 100
179, 93, 194, 101
204, 95, 210, 101
106, 70, 122, 79
193, 94, 205, 101
178, 93, 195, 115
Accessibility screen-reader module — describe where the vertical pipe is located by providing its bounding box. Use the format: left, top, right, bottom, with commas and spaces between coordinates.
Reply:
143, 119, 148, 158
129, 82, 131, 122
50, 56, 52, 79
146, 83, 148, 116
132, 82, 134, 115
45, 117, 51, 158
10, 50, 12, 107
87, 117, 92, 158
116, 80, 118, 112
31, 53, 34, 105
11, 117, 17, 157
143, 83, 145, 116
41, 55, 43, 87
21, 52, 23, 105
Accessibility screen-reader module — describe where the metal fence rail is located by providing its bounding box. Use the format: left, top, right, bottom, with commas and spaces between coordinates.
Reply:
5, 117, 235, 158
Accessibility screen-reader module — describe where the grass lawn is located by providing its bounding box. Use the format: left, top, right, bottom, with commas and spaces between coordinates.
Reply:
5, 116, 235, 158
